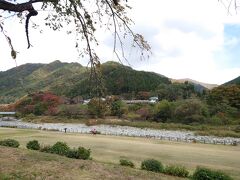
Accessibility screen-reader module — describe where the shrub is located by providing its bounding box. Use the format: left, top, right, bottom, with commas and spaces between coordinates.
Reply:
234, 125, 240, 133
58, 104, 88, 118
141, 159, 164, 173
50, 142, 70, 156
125, 112, 141, 121
110, 100, 127, 117
208, 115, 224, 125
119, 159, 135, 168
24, 113, 36, 121
153, 100, 173, 122
26, 140, 40, 150
66, 147, 91, 160
128, 103, 144, 112
88, 98, 108, 118
192, 167, 233, 180
164, 165, 189, 177
174, 99, 208, 124
136, 106, 153, 120
0, 139, 20, 148
34, 102, 48, 115
40, 145, 52, 153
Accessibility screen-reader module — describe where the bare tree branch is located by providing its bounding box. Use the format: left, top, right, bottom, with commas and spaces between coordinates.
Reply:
0, 0, 151, 97
0, 0, 57, 12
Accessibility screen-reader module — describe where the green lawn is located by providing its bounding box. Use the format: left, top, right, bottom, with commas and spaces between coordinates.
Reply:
1, 127, 240, 179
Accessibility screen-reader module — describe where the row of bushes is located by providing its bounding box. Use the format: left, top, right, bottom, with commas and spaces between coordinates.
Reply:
120, 158, 233, 179
120, 158, 188, 178
0, 139, 91, 160
28, 140, 91, 160
0, 139, 233, 179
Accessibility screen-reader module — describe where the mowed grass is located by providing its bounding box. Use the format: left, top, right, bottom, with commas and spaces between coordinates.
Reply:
1, 127, 240, 179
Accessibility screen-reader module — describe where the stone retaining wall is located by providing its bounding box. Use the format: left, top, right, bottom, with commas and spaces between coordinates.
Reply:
0, 118, 239, 145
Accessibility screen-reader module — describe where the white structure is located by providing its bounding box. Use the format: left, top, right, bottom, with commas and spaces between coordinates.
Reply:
0, 112, 16, 115
149, 97, 158, 103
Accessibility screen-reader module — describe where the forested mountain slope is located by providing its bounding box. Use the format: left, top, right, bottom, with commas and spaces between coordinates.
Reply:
224, 76, 240, 85
0, 61, 170, 103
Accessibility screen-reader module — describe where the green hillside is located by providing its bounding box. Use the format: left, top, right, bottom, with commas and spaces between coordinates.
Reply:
0, 63, 45, 103
0, 61, 170, 103
102, 61, 170, 94
224, 76, 240, 85
0, 63, 44, 89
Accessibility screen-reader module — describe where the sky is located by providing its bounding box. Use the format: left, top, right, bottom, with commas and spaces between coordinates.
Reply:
0, 0, 240, 85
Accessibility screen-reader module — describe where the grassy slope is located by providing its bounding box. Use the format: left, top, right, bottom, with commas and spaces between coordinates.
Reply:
0, 146, 180, 180
0, 128, 239, 179
171, 78, 218, 90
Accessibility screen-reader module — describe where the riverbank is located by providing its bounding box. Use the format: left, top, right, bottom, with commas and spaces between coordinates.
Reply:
0, 118, 239, 145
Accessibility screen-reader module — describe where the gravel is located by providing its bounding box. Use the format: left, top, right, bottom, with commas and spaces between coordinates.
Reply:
0, 117, 239, 145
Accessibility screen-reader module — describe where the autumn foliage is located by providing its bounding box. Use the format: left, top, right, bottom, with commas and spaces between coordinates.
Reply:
14, 92, 62, 115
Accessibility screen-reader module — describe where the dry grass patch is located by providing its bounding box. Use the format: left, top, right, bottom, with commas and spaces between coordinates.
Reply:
0, 146, 182, 180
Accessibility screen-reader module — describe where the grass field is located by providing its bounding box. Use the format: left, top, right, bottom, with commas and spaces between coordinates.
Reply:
0, 127, 240, 179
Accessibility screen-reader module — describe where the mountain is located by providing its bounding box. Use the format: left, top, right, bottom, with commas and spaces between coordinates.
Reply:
171, 78, 218, 90
0, 61, 171, 103
60, 61, 171, 98
101, 61, 170, 94
224, 76, 240, 85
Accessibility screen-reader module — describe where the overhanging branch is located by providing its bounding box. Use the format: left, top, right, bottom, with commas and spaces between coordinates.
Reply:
0, 0, 58, 12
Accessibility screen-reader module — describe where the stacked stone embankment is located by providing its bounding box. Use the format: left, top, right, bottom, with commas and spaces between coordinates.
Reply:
0, 118, 239, 145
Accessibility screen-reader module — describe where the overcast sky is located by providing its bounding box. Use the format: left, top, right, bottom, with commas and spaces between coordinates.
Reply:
0, 0, 240, 85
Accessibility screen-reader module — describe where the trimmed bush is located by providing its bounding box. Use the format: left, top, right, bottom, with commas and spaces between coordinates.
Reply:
192, 167, 233, 180
119, 159, 135, 168
0, 139, 19, 148
164, 165, 189, 177
141, 159, 164, 173
26, 140, 40, 150
66, 147, 91, 160
50, 142, 70, 156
